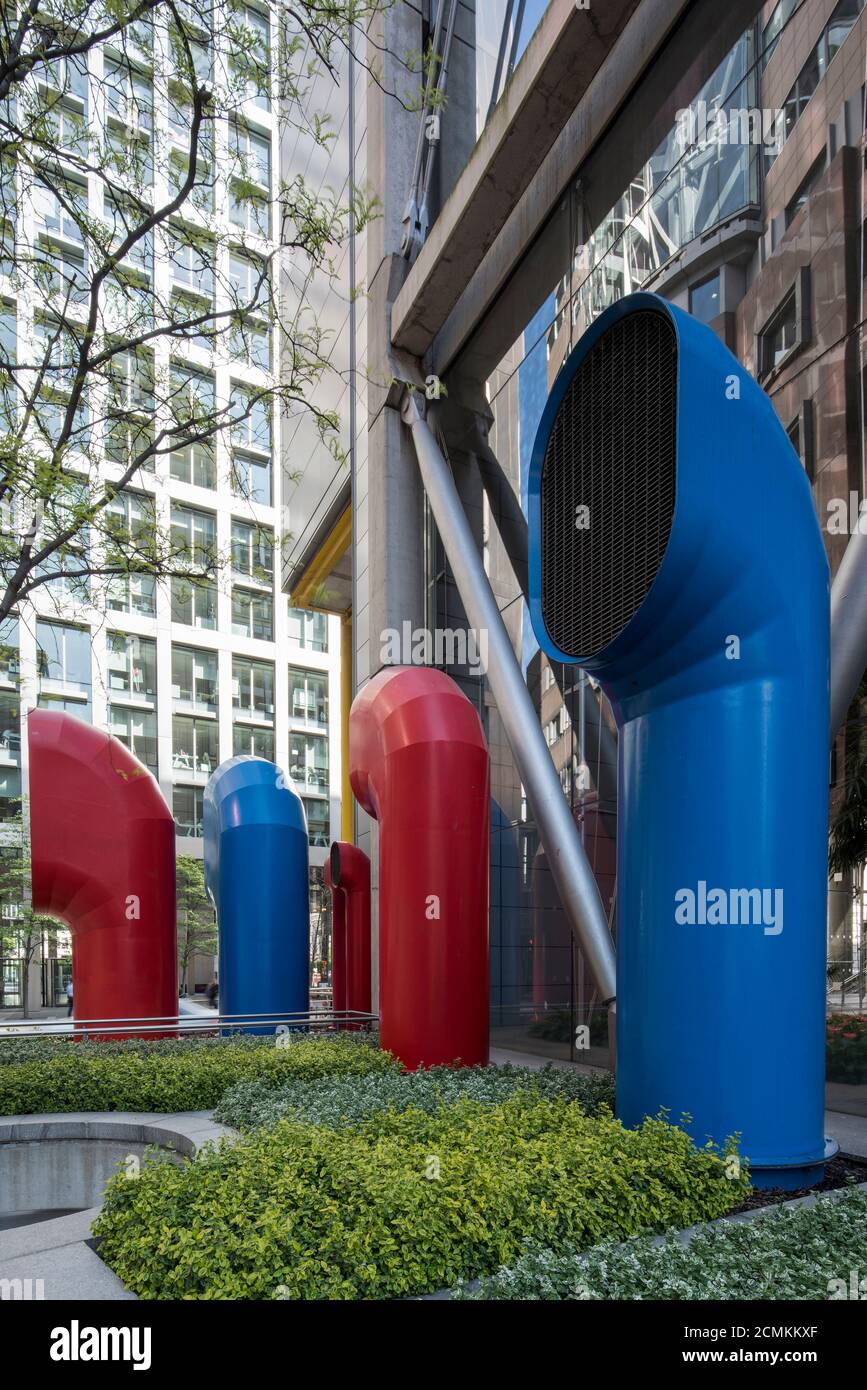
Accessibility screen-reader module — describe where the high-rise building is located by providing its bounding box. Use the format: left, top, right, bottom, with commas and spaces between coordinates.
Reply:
0, 5, 343, 1012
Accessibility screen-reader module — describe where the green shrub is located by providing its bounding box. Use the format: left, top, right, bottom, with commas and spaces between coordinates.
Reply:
0, 1034, 396, 1115
459, 1185, 867, 1300
215, 1061, 615, 1130
93, 1094, 748, 1299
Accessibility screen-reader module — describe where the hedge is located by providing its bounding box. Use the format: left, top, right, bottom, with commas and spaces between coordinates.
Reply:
215, 1061, 616, 1130
93, 1094, 749, 1299
0, 1034, 397, 1115
458, 1185, 867, 1300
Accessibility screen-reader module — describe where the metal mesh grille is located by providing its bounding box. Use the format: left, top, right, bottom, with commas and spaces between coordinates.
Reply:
540, 309, 677, 659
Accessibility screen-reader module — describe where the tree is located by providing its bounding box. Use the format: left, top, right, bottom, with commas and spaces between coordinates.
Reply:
0, 0, 378, 621
176, 851, 216, 990
0, 807, 65, 1014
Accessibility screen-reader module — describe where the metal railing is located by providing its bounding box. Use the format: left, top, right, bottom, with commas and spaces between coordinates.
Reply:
0, 1009, 378, 1040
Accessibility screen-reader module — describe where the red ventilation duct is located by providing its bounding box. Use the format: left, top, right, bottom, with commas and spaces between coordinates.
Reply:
349, 666, 490, 1069
28, 710, 177, 1035
324, 841, 371, 1020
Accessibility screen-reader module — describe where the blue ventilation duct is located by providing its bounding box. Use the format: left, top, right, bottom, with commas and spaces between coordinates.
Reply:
528, 291, 830, 1189
204, 756, 310, 1029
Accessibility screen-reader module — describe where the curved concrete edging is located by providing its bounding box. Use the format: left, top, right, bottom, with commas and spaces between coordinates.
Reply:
0, 1110, 235, 1301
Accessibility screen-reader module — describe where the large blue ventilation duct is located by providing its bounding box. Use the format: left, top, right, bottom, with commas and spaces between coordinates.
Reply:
528, 291, 830, 1188
203, 756, 310, 1029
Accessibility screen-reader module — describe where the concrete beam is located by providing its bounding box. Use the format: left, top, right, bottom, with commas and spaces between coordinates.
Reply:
396, 0, 766, 381
390, 0, 643, 358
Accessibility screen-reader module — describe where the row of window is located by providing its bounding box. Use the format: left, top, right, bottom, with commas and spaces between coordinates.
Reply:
0, 305, 274, 497
766, 0, 863, 170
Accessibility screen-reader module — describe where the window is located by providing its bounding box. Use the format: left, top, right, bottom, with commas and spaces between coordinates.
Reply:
106, 489, 156, 540
173, 784, 204, 838
171, 441, 215, 490
106, 347, 154, 466
231, 385, 271, 504
689, 273, 721, 326
228, 252, 270, 368
169, 363, 216, 487
229, 123, 271, 236
169, 228, 214, 302
168, 4, 212, 85
104, 57, 153, 185
770, 0, 864, 165
107, 643, 157, 759
39, 52, 88, 105
758, 270, 810, 379
0, 692, 21, 763
172, 715, 218, 774
0, 618, 20, 686
232, 586, 273, 640
167, 87, 215, 213
233, 725, 274, 760
290, 668, 328, 727
230, 316, 271, 371
828, 0, 861, 65
108, 573, 156, 617
171, 646, 217, 713
36, 622, 91, 719
171, 578, 217, 629
110, 707, 157, 769
106, 194, 152, 279
0, 767, 21, 821
106, 632, 156, 701
761, 292, 797, 374
38, 240, 88, 305
33, 175, 86, 244
287, 607, 328, 652
787, 398, 816, 482
171, 504, 216, 566
785, 152, 827, 228
169, 226, 215, 348
303, 797, 329, 848
231, 519, 273, 580
230, 4, 271, 110
289, 732, 328, 792
0, 304, 14, 428
0, 159, 15, 276
32, 318, 88, 448
762, 0, 796, 66
232, 656, 274, 720
231, 451, 272, 506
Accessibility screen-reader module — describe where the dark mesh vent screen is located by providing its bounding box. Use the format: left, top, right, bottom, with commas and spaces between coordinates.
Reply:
540, 309, 677, 659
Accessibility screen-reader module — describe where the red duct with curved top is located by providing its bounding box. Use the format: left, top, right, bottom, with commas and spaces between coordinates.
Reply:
324, 841, 371, 1020
28, 710, 177, 1035
350, 666, 490, 1069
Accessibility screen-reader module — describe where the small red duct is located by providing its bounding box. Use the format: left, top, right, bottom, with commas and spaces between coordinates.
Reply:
324, 841, 371, 1021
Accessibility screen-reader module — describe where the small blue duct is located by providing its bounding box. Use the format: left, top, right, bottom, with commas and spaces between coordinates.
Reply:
203, 756, 310, 1029
528, 292, 830, 1189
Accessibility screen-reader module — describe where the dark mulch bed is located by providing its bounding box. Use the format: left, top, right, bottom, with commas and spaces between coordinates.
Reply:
729, 1152, 867, 1214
